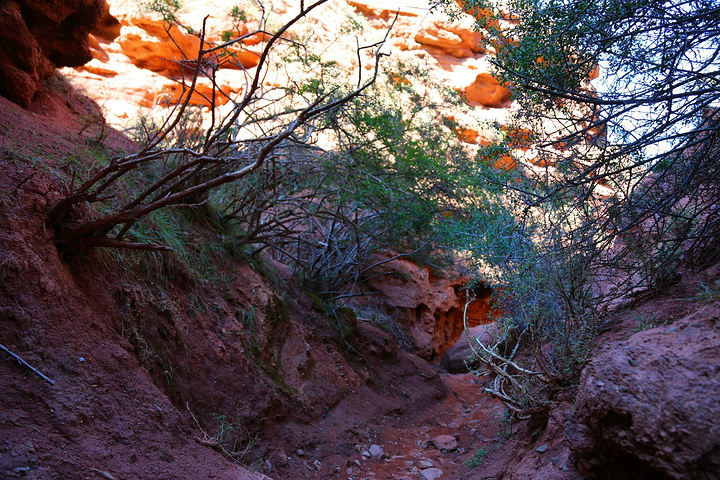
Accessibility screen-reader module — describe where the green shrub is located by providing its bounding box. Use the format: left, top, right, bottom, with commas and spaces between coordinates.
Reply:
465, 446, 489, 468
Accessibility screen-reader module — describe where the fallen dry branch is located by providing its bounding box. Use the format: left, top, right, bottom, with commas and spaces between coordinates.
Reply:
461, 293, 546, 417
0, 342, 55, 385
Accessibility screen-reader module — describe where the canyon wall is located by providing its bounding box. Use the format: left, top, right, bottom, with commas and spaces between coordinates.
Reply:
0, 0, 105, 106
53, 0, 512, 135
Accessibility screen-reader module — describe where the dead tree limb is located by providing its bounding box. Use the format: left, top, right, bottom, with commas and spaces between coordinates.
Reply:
0, 342, 55, 385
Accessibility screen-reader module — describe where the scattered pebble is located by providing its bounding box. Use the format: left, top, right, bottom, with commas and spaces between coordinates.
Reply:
418, 460, 434, 469
434, 435, 458, 452
420, 467, 444, 480
369, 444, 386, 461
296, 448, 304, 456
536, 445, 548, 453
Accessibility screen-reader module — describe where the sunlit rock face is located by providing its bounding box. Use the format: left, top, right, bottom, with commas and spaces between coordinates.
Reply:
57, 0, 512, 134
0, 0, 104, 107
345, 0, 508, 110
464, 72, 512, 108
0, 0, 519, 139
361, 253, 495, 360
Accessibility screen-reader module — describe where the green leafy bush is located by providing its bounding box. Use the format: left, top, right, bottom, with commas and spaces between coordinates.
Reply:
436, 0, 720, 418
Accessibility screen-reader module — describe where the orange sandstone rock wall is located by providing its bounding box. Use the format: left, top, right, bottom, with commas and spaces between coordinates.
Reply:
59, 0, 514, 136
361, 254, 495, 360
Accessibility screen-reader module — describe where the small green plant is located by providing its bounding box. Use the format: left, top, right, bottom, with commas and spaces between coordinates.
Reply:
339, 16, 364, 35
464, 446, 488, 468
238, 306, 261, 355
240, 306, 257, 330
78, 106, 110, 147
631, 311, 667, 332
213, 414, 235, 445
209, 414, 262, 463
230, 5, 248, 23
694, 280, 720, 303
123, 320, 156, 366
144, 0, 182, 22
497, 408, 514, 439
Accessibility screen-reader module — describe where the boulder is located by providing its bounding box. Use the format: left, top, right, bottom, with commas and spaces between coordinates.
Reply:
464, 73, 512, 108
368, 444, 386, 461
420, 467, 444, 480
440, 323, 498, 373
413, 20, 485, 58
569, 302, 720, 479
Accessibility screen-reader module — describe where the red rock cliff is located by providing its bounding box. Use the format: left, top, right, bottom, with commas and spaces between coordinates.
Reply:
0, 0, 104, 107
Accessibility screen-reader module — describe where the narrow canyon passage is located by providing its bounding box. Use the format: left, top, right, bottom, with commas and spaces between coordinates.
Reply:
11, 0, 720, 479
284, 372, 508, 480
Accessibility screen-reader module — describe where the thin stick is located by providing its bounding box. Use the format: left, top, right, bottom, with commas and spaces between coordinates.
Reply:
0, 343, 55, 385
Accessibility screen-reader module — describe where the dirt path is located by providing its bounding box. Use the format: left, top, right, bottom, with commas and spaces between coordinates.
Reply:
353, 373, 508, 480
262, 369, 513, 480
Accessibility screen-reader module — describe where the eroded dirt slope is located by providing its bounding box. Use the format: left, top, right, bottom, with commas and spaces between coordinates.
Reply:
0, 80, 270, 480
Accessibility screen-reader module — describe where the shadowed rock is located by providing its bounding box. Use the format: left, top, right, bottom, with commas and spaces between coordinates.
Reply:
569, 302, 720, 479
0, 0, 104, 107
440, 323, 498, 373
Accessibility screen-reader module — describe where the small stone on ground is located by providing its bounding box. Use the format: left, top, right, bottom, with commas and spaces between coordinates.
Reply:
434, 435, 458, 451
369, 444, 386, 460
418, 460, 434, 469
420, 467, 444, 480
